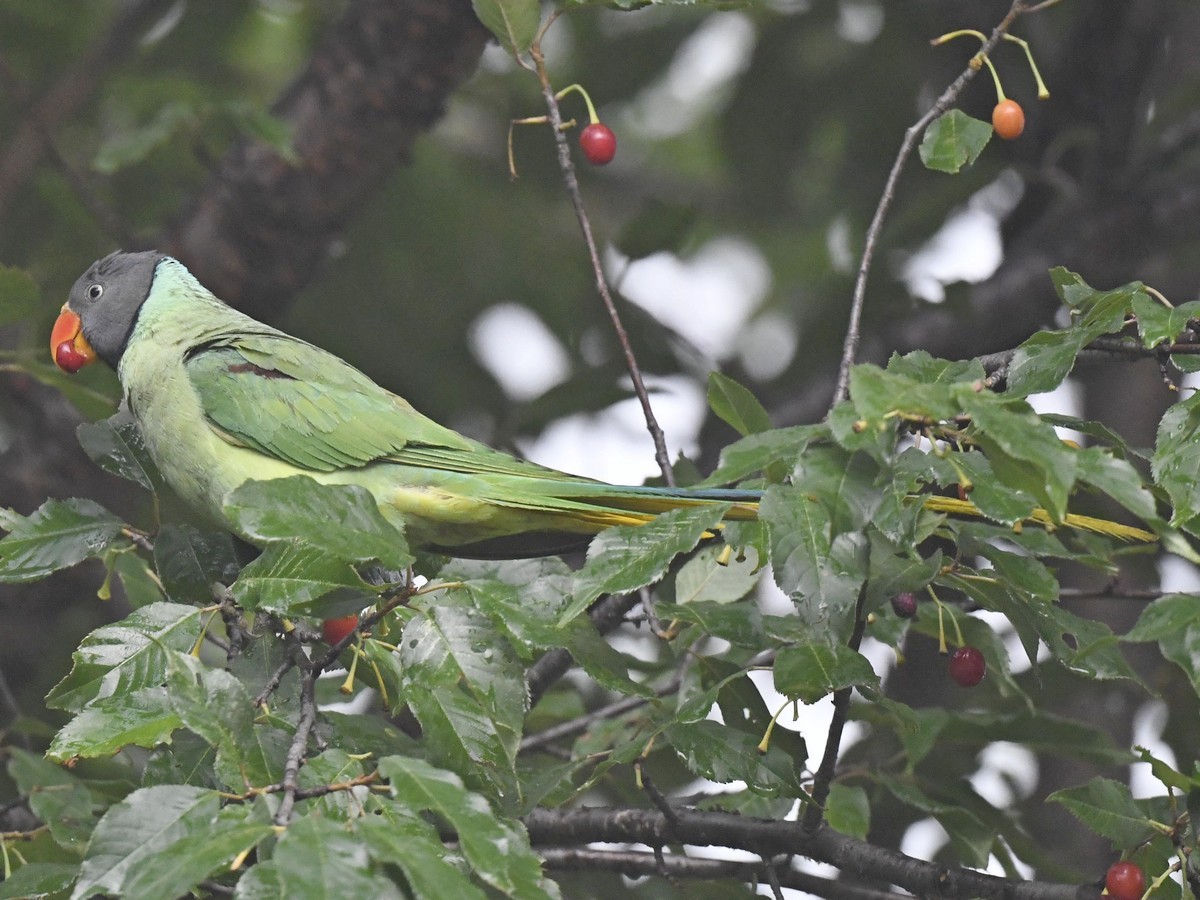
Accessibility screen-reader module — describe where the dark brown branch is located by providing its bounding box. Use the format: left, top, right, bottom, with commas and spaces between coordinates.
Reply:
538, 847, 902, 900
524, 808, 1095, 900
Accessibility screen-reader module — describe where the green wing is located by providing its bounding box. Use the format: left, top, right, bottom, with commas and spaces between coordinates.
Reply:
185, 329, 481, 472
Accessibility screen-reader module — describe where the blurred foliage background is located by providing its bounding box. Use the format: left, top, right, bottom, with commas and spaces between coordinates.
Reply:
3, 0, 1200, 880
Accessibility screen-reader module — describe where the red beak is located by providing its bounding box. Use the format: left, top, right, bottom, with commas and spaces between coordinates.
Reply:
51, 306, 97, 373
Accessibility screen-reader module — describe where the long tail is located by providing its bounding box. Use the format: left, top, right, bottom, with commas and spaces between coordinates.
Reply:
921, 495, 1156, 543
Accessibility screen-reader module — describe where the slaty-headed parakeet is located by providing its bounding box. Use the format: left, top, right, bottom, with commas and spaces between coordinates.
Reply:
51, 252, 761, 557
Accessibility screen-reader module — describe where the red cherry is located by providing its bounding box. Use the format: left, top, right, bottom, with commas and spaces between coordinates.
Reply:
890, 592, 918, 619
55, 340, 90, 374
1105, 861, 1146, 900
321, 615, 360, 646
948, 646, 985, 687
992, 99, 1025, 140
579, 123, 617, 165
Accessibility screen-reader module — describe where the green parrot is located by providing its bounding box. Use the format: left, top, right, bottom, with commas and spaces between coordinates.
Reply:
51, 251, 761, 557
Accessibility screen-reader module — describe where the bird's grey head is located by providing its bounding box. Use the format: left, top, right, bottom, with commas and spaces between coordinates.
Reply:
67, 250, 164, 368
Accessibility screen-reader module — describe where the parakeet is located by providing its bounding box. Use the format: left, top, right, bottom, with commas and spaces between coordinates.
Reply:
51, 251, 761, 557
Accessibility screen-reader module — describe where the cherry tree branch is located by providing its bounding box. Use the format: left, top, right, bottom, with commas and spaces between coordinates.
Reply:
524, 808, 1096, 900
832, 0, 1037, 408
527, 30, 676, 486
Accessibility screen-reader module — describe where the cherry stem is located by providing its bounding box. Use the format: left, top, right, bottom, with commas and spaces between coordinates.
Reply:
555, 83, 601, 125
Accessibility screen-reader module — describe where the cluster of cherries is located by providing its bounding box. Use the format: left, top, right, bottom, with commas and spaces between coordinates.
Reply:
889, 592, 985, 687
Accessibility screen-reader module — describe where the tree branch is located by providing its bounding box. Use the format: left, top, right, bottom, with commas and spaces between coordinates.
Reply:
524, 808, 1096, 900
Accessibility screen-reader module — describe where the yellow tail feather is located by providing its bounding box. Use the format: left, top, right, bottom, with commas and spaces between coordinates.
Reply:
920, 495, 1157, 543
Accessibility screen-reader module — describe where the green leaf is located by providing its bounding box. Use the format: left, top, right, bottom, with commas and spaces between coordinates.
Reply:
92, 100, 199, 173
826, 783, 870, 839
47, 687, 182, 762
0, 262, 39, 327
1153, 395, 1200, 530
0, 498, 126, 583
76, 414, 160, 491
379, 756, 552, 898
761, 484, 866, 637
400, 601, 528, 785
471, 0, 540, 56
881, 776, 995, 866
154, 524, 239, 605
74, 786, 269, 900
919, 109, 992, 173
674, 544, 760, 605
46, 602, 201, 713
1131, 293, 1200, 348
230, 539, 378, 615
659, 599, 766, 648
358, 816, 487, 900
1005, 285, 1133, 396
1126, 594, 1200, 695
451, 558, 647, 696
0, 862, 79, 900
1049, 778, 1158, 848
708, 371, 772, 437
272, 815, 401, 900
665, 719, 803, 797
8, 747, 99, 852
167, 659, 284, 788
697, 425, 816, 487
773, 642, 879, 704
225, 476, 412, 570
559, 505, 728, 625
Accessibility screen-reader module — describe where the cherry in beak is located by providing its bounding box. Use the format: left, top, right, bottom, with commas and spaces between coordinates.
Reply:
51, 306, 97, 373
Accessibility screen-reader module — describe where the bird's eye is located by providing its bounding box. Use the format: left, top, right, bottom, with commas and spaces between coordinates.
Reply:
87, 283, 103, 300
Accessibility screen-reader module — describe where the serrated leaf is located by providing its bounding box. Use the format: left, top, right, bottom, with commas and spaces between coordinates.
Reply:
379, 756, 552, 898
400, 602, 527, 783
272, 815, 400, 900
675, 544, 760, 605
45, 602, 201, 713
559, 505, 727, 625
1048, 778, 1157, 848
919, 109, 992, 173
230, 539, 378, 614
73, 786, 265, 900
0, 498, 126, 583
0, 263, 39, 327
471, 0, 540, 56
167, 659, 284, 788
665, 720, 803, 797
1126, 594, 1200, 695
761, 485, 866, 637
225, 476, 412, 570
47, 686, 182, 762
0, 862, 80, 900
1133, 294, 1200, 348
881, 776, 994, 866
1153, 395, 1200, 530
358, 816, 487, 900
773, 642, 879, 704
451, 558, 647, 696
698, 425, 816, 487
76, 413, 160, 491
708, 371, 772, 437
8, 747, 98, 851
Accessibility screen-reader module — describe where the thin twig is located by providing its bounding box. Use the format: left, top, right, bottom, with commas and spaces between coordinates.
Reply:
272, 636, 316, 826
520, 673, 682, 754
832, 0, 1033, 408
528, 38, 675, 485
